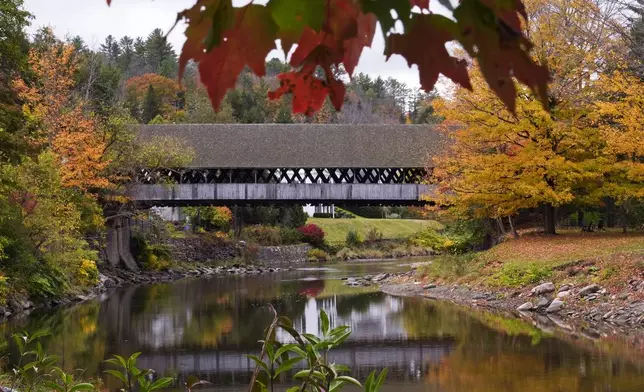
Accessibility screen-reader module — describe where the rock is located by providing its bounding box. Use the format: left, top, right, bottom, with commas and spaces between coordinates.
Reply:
373, 273, 389, 282
517, 302, 534, 311
602, 310, 614, 319
585, 293, 599, 301
531, 282, 555, 295
472, 293, 488, 300
617, 292, 630, 300
546, 299, 564, 313
558, 284, 572, 293
423, 283, 436, 289
579, 284, 601, 297
8, 299, 23, 313
557, 290, 571, 298
536, 296, 551, 308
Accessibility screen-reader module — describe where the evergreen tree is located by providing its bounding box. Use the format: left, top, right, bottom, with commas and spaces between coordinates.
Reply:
100, 34, 121, 65
118, 36, 134, 73
145, 28, 176, 76
141, 85, 161, 124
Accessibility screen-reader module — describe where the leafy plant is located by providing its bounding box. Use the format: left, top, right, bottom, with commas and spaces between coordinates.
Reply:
345, 230, 363, 248
43, 368, 95, 392
307, 249, 330, 262
103, 352, 173, 392
8, 331, 98, 392
10, 330, 58, 391
297, 224, 326, 248
247, 306, 387, 392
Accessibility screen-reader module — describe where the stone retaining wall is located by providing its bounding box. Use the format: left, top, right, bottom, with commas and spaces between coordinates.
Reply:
255, 244, 312, 265
166, 237, 237, 263
166, 236, 311, 265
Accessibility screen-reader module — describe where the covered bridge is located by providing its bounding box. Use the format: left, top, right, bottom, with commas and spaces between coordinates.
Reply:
129, 124, 446, 206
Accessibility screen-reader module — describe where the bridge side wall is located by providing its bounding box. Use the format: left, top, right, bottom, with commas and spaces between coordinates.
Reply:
128, 183, 434, 206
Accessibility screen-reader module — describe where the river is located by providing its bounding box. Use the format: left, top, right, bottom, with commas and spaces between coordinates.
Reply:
3, 259, 644, 391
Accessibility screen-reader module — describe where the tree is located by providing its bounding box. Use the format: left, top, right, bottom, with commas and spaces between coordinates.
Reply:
118, 35, 134, 72
12, 38, 110, 192
0, 0, 32, 162
105, 0, 550, 116
145, 28, 177, 77
592, 70, 644, 228
100, 34, 121, 65
125, 73, 182, 121
141, 85, 161, 124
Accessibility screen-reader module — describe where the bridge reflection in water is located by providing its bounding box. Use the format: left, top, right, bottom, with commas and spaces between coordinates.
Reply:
7, 261, 644, 392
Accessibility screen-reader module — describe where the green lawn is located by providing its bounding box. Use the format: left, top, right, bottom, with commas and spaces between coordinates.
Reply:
309, 217, 442, 245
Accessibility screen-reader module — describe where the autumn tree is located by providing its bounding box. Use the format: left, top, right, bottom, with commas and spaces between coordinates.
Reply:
592, 70, 644, 229
125, 73, 182, 122
12, 34, 110, 192
433, 0, 625, 234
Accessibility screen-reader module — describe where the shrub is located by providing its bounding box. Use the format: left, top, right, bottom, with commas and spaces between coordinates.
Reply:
241, 226, 282, 246
345, 229, 363, 248
76, 259, 99, 286
307, 249, 330, 262
313, 212, 333, 218
280, 227, 304, 244
422, 254, 476, 279
361, 249, 385, 259
442, 219, 491, 252
336, 247, 358, 260
409, 228, 449, 250
365, 227, 383, 243
489, 263, 553, 287
298, 224, 325, 247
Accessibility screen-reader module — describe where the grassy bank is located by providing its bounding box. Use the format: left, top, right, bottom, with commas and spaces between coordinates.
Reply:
419, 230, 644, 289
308, 217, 442, 245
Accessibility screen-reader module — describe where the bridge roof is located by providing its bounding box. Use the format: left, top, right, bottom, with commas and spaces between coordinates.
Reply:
138, 124, 446, 168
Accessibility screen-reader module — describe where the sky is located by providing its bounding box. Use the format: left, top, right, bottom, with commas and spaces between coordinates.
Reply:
21, 0, 456, 90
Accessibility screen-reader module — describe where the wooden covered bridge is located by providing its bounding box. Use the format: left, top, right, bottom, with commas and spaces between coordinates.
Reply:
128, 124, 446, 206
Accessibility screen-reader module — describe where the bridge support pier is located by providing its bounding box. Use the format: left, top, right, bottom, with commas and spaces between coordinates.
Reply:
105, 216, 139, 272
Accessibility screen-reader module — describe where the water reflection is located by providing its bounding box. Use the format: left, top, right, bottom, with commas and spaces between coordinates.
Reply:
3, 261, 644, 391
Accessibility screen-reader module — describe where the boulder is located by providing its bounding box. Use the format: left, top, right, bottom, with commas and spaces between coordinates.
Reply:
557, 290, 571, 298
517, 302, 534, 311
546, 299, 564, 313
423, 283, 436, 289
579, 284, 601, 297
536, 296, 551, 308
558, 284, 572, 293
531, 282, 555, 295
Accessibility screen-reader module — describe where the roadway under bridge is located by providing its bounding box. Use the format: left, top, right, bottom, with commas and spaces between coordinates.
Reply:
128, 124, 445, 206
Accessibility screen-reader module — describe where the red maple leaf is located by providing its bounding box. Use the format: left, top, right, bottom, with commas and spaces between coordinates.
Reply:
179, 3, 277, 110
386, 14, 472, 93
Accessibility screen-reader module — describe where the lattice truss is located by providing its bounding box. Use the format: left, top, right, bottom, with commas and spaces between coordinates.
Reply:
136, 168, 428, 185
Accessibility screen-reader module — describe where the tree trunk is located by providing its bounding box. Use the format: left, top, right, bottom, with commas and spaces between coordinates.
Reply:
544, 204, 557, 234
508, 216, 519, 239
578, 209, 584, 227
606, 198, 616, 228
496, 217, 506, 235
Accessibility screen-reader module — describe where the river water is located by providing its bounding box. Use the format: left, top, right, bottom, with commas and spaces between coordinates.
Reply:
3, 259, 644, 391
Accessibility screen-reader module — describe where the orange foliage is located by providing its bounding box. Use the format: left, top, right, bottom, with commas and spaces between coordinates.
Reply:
12, 41, 110, 192
125, 73, 182, 114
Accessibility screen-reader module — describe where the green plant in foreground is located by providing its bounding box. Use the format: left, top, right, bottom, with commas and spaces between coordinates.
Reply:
247, 306, 387, 392
43, 368, 95, 392
103, 352, 173, 392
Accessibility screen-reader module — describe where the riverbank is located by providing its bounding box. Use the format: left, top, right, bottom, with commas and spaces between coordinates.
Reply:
0, 260, 295, 321
348, 231, 644, 341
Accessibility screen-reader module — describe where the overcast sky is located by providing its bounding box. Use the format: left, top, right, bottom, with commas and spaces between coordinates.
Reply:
22, 0, 456, 90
